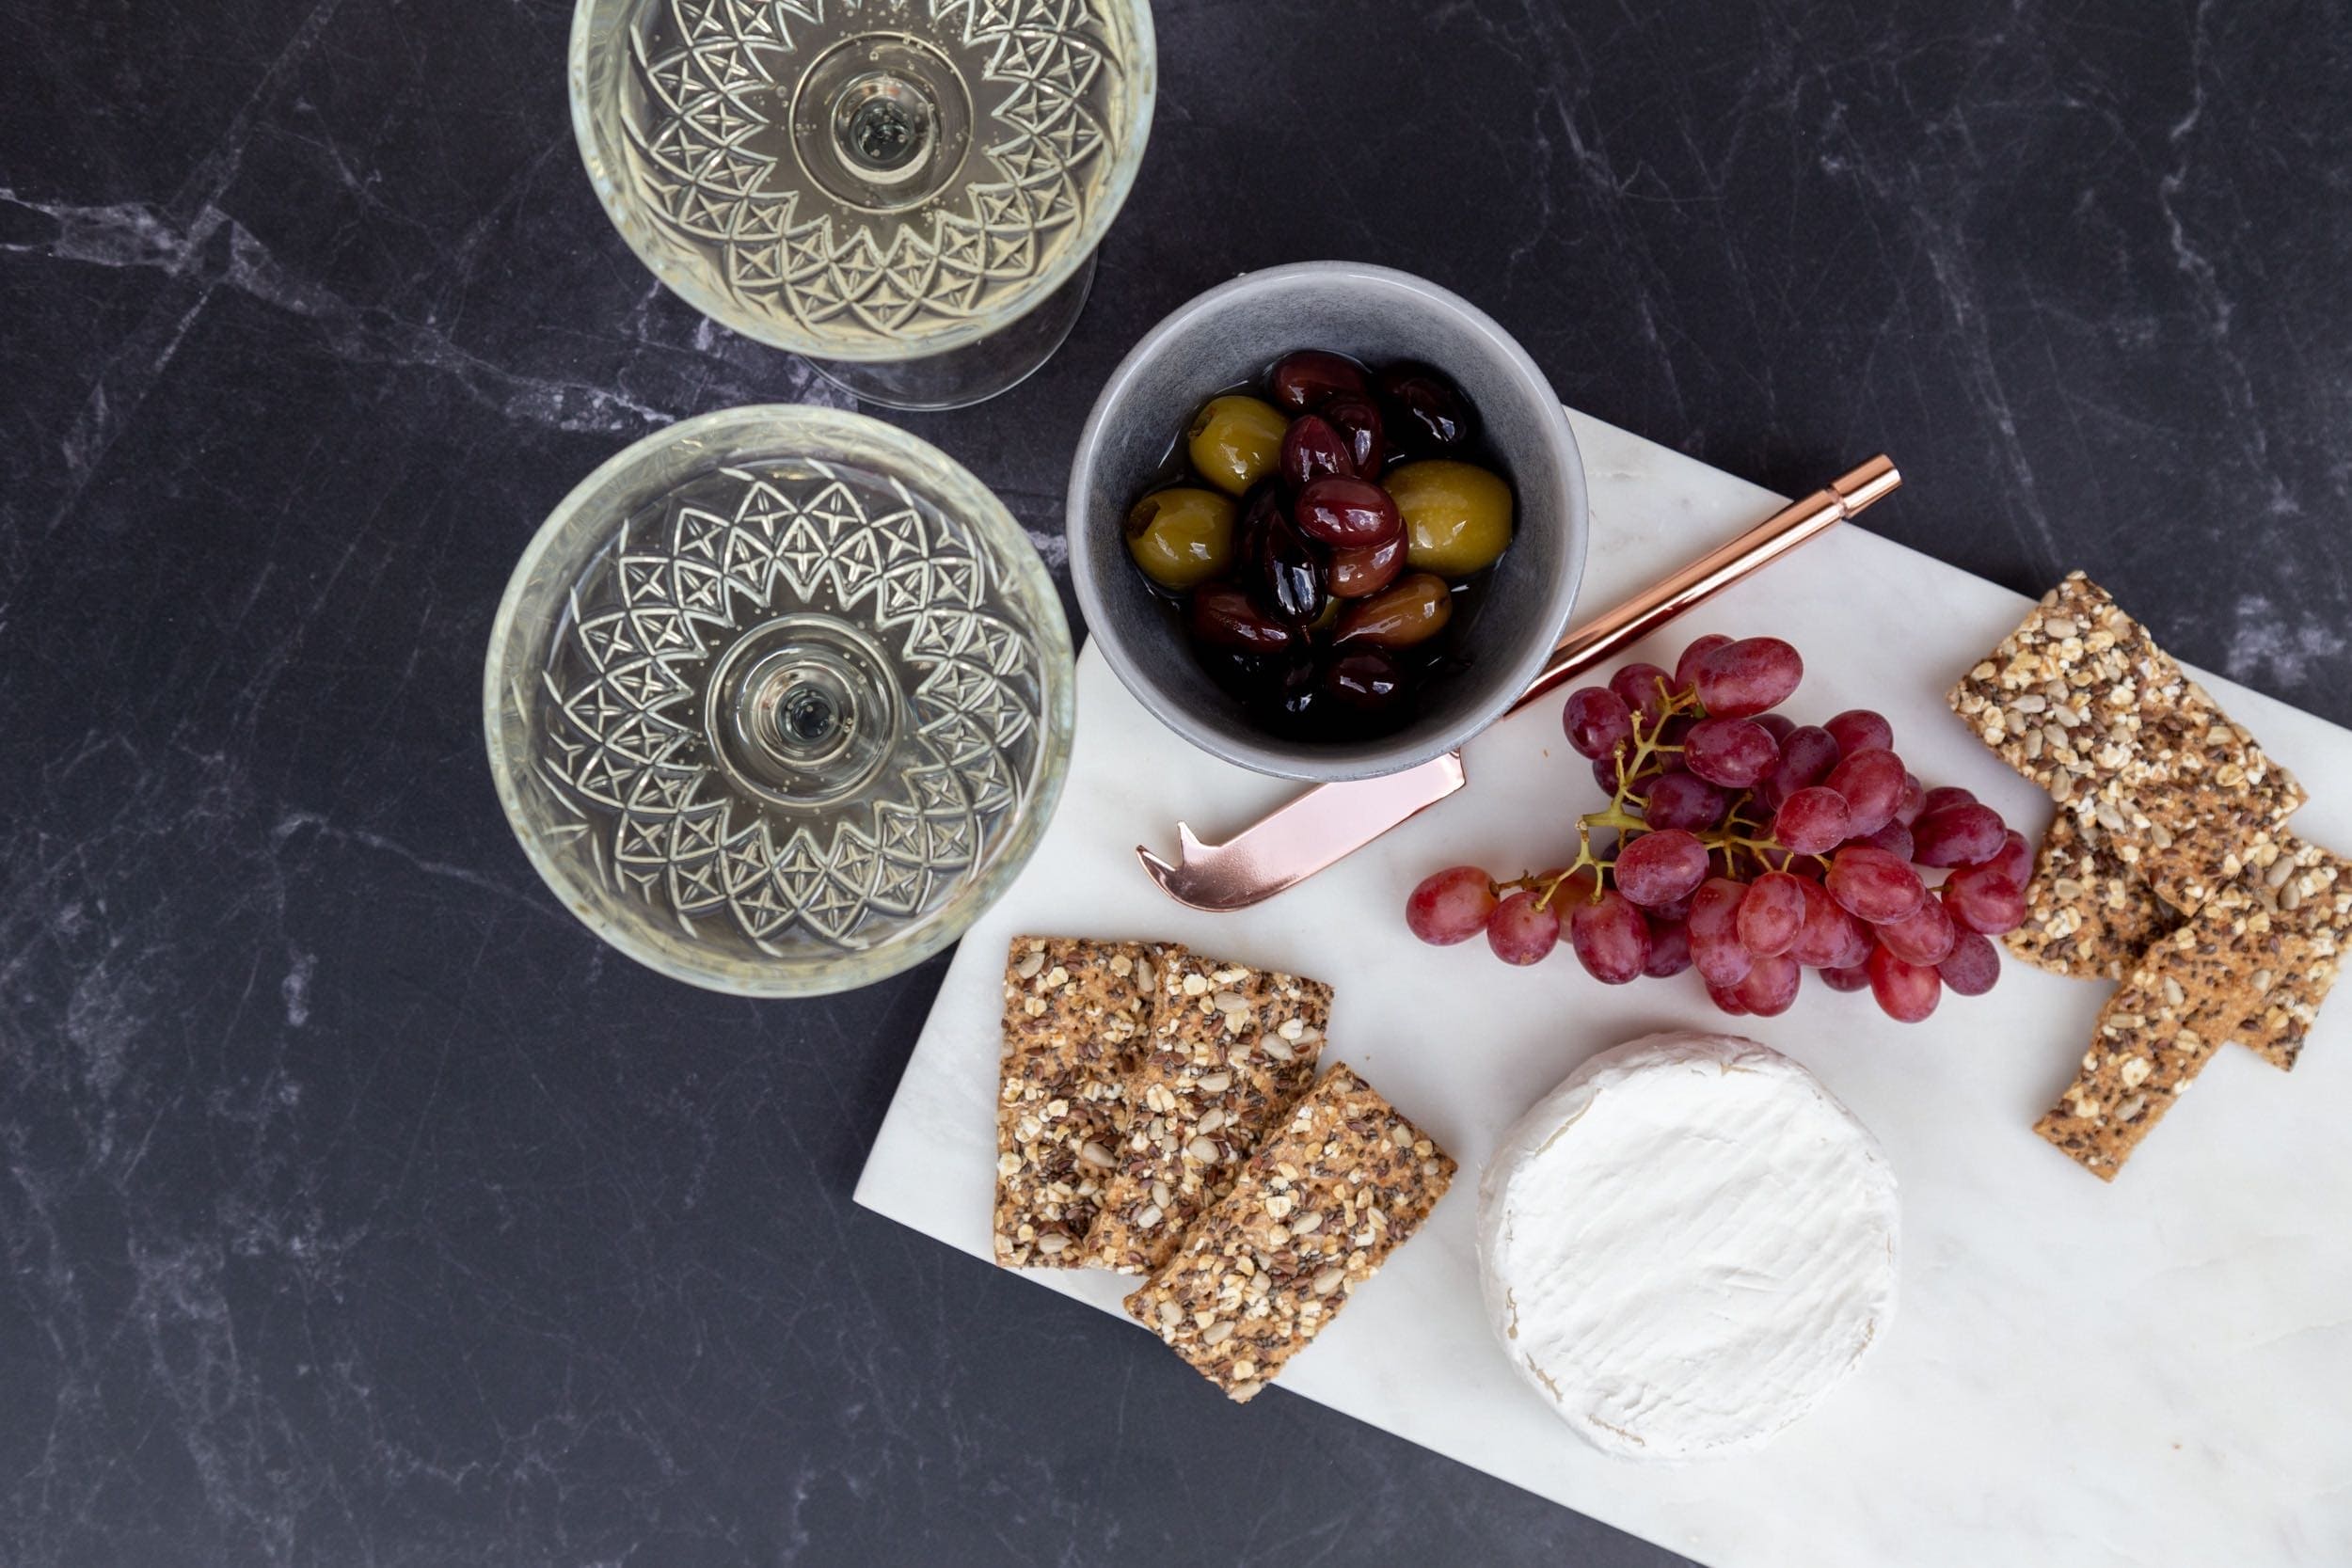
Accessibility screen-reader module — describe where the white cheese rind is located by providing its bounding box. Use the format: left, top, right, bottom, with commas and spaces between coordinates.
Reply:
1477, 1030, 1899, 1461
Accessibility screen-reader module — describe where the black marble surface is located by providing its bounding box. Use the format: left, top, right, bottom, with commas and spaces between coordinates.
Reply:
4, 1, 2348, 1562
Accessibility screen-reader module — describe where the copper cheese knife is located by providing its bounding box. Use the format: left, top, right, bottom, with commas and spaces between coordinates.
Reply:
1137, 455, 1902, 911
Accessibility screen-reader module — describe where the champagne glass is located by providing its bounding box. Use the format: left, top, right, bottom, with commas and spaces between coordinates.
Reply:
485, 405, 1074, 993
570, 0, 1157, 410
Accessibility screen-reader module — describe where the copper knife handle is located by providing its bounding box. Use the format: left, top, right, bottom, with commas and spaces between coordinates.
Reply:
1512, 453, 1900, 715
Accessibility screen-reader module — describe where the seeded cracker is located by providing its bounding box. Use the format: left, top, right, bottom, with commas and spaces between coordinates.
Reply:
1123, 1064, 1454, 1402
994, 937, 1168, 1268
2007, 812, 2183, 982
1947, 572, 2304, 913
2035, 838, 2351, 1178
1082, 951, 1330, 1275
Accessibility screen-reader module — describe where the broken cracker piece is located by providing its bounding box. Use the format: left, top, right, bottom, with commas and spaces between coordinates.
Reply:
993, 937, 1167, 1268
1948, 573, 2304, 913
2035, 838, 2351, 1178
2007, 812, 2183, 982
1123, 1063, 1454, 1402
1083, 950, 1329, 1274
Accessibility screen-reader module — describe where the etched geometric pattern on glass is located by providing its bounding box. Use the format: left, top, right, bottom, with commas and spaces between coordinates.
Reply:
532, 463, 1045, 954
623, 0, 1120, 348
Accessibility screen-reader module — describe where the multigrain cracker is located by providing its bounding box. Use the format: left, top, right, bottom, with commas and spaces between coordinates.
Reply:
1123, 1064, 1454, 1402
993, 937, 1167, 1268
2006, 812, 2183, 982
2035, 838, 2351, 1178
1083, 951, 1329, 1275
1947, 573, 2304, 913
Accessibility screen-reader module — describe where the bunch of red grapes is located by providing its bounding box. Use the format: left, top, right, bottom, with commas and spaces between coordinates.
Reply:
1405, 634, 2028, 1022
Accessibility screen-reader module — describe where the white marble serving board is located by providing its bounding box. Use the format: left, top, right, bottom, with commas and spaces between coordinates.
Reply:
853, 409, 2352, 1568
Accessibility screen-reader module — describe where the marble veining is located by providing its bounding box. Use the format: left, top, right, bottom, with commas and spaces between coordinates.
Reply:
3, 0, 2347, 1562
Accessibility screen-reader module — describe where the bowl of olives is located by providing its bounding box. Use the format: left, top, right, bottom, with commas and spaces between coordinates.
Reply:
1068, 261, 1587, 781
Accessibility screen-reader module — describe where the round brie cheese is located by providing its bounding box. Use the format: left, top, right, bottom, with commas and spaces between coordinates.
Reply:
1477, 1030, 1899, 1460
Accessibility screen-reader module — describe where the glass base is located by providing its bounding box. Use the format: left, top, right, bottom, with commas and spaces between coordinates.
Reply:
811, 253, 1097, 412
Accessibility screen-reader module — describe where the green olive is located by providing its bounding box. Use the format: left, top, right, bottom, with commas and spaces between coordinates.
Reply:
1186, 395, 1288, 496
1386, 460, 1514, 577
1125, 487, 1236, 591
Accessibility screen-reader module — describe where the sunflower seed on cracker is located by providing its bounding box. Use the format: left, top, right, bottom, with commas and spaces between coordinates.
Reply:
993, 937, 1168, 1268
1083, 950, 1329, 1275
1121, 1064, 1454, 1401
1947, 573, 2304, 914
2035, 837, 2351, 1178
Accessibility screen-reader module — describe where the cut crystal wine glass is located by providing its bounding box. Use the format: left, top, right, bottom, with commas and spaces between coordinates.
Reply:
485, 405, 1074, 994
570, 0, 1157, 409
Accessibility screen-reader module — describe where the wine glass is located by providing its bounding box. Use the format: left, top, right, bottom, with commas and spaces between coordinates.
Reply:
569, 0, 1157, 410
485, 405, 1074, 993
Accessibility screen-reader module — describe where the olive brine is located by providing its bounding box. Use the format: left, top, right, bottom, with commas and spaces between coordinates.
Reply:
1123, 350, 1516, 740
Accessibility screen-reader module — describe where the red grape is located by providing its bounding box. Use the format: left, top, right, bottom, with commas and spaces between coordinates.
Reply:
1825, 747, 1907, 836
1788, 878, 1866, 967
1406, 866, 1497, 945
1736, 870, 1809, 957
1919, 785, 1978, 816
1828, 915, 1876, 971
1614, 829, 1710, 909
1674, 634, 1731, 692
1487, 890, 1562, 965
1981, 828, 2033, 889
1689, 879, 1754, 986
1938, 931, 2002, 996
1645, 916, 1692, 978
1693, 637, 1803, 718
1608, 662, 1677, 726
1684, 717, 1781, 788
1646, 891, 1695, 924
1756, 725, 1839, 813
1893, 771, 1927, 827
1706, 981, 1751, 1016
1570, 890, 1652, 984
1867, 943, 1942, 1022
1755, 712, 1797, 743
1731, 951, 1803, 1017
1860, 820, 1915, 862
1563, 686, 1633, 762
1877, 895, 1958, 965
1775, 786, 1853, 855
1821, 962, 1872, 992
1642, 770, 1730, 831
1825, 709, 1894, 755
1826, 846, 1928, 924
1942, 865, 2027, 934
1914, 802, 2008, 867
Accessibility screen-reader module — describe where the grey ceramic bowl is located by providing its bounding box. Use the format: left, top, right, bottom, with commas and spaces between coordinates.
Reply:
1067, 262, 1588, 781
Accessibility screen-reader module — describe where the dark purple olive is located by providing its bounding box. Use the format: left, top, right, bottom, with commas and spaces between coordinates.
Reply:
1197, 647, 1277, 702
1269, 349, 1370, 413
1258, 657, 1323, 731
1319, 393, 1387, 477
1375, 362, 1475, 451
1188, 583, 1295, 652
1231, 481, 1280, 571
1327, 530, 1407, 598
1279, 415, 1356, 490
1247, 506, 1327, 626
1322, 646, 1407, 716
1294, 476, 1402, 547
